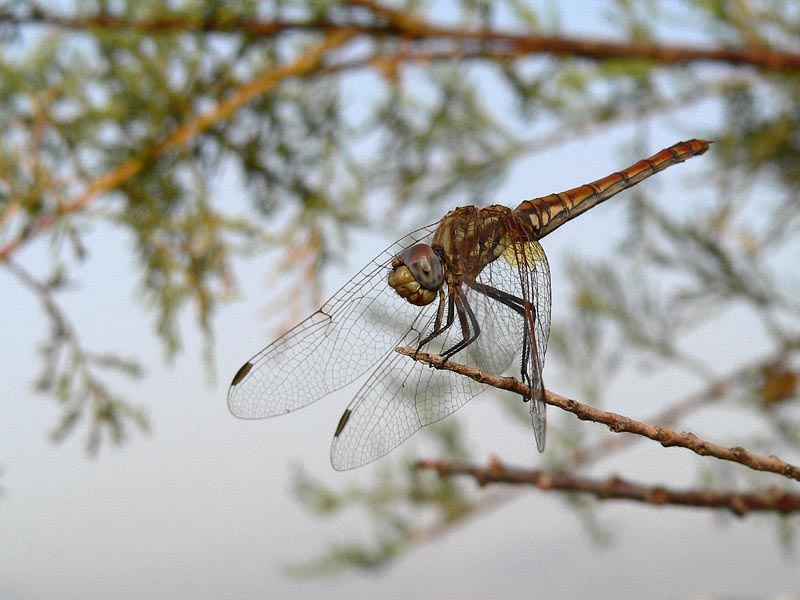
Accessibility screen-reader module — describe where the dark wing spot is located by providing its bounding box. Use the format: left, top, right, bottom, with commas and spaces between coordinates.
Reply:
231, 362, 253, 386
334, 409, 352, 438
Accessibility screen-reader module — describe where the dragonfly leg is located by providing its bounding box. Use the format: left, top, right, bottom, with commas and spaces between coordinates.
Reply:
441, 290, 481, 359
519, 306, 533, 397
467, 281, 528, 317
431, 287, 447, 336
467, 281, 538, 402
416, 290, 455, 350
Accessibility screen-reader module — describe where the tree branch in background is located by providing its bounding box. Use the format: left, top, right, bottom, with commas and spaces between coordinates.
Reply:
396, 347, 800, 482
347, 0, 800, 71
3, 5, 800, 72
416, 458, 800, 516
0, 29, 354, 262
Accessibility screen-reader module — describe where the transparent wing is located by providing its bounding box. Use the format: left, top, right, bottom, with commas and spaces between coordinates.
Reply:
330, 239, 552, 470
329, 348, 481, 469
474, 239, 551, 451
330, 294, 491, 470
470, 240, 550, 374
521, 241, 551, 451
227, 223, 437, 419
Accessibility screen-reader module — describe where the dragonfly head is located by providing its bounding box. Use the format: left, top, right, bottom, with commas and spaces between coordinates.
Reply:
388, 243, 444, 306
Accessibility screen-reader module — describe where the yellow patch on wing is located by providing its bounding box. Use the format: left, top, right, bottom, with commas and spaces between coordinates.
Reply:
500, 240, 546, 267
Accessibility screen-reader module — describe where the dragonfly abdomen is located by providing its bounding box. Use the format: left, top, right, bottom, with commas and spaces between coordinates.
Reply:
514, 139, 711, 240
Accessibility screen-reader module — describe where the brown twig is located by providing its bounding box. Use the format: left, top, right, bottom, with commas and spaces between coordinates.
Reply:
570, 340, 800, 468
396, 347, 800, 482
347, 0, 800, 71
5, 5, 800, 71
0, 30, 354, 262
0, 8, 375, 36
417, 457, 800, 516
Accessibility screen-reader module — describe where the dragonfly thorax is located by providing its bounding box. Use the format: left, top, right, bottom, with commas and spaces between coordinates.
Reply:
388, 243, 444, 306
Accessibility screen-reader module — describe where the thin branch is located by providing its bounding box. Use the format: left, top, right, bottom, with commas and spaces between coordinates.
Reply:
0, 29, 355, 261
5, 6, 800, 71
417, 458, 800, 516
2, 258, 146, 450
571, 339, 800, 468
3, 260, 75, 346
396, 347, 800, 482
347, 0, 800, 71
0, 7, 379, 36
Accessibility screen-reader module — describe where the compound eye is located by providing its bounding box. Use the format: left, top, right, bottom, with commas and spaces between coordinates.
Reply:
401, 244, 443, 291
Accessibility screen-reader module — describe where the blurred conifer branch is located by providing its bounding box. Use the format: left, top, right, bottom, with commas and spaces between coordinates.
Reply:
417, 457, 800, 516
0, 30, 353, 260
5, 3, 800, 71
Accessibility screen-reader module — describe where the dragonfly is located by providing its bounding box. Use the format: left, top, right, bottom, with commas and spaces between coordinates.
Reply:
229, 139, 710, 470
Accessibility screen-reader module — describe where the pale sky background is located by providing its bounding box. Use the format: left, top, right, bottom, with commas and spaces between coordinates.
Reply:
1, 3, 799, 599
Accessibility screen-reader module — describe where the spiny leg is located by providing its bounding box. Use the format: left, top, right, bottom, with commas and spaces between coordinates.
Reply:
468, 280, 538, 402
441, 290, 481, 359
416, 289, 455, 350
467, 281, 526, 316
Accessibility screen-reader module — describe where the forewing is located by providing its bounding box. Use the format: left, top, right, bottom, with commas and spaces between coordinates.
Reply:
228, 224, 437, 419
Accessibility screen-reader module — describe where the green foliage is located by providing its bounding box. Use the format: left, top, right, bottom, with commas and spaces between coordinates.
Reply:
290, 422, 476, 574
